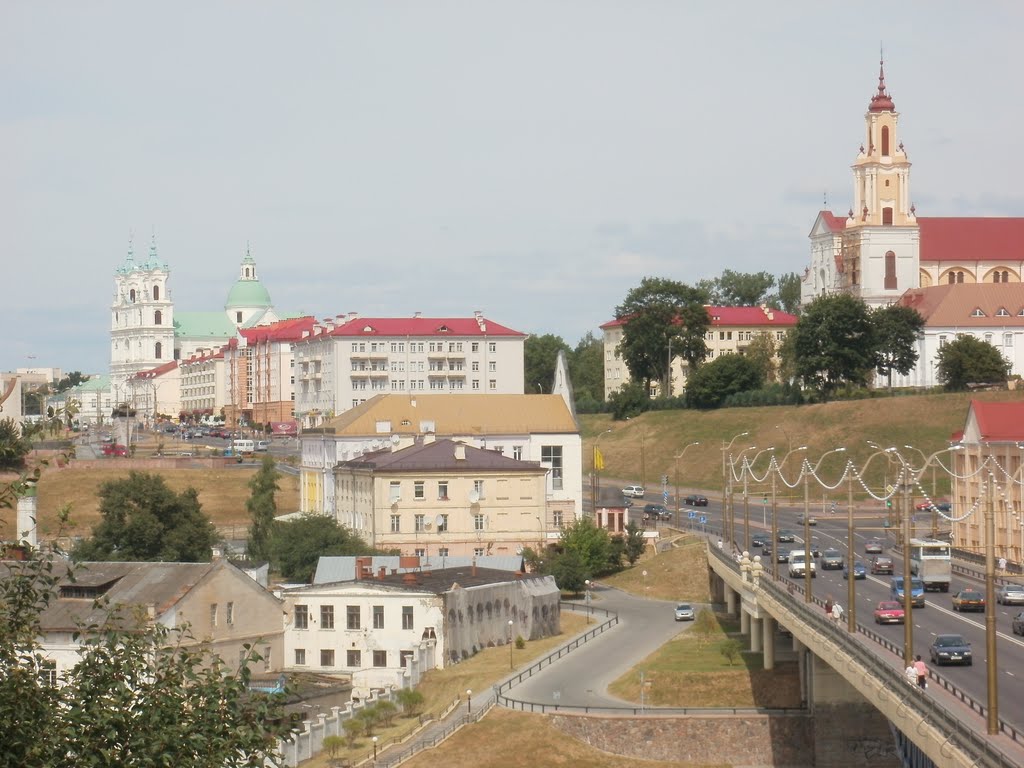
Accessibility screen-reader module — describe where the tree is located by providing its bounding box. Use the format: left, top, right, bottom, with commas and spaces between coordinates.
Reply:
716, 269, 776, 307
568, 332, 604, 409
774, 272, 802, 315
793, 294, 875, 396
0, 418, 32, 470
271, 515, 374, 583
54, 371, 90, 393
607, 381, 649, 421
686, 354, 764, 409
246, 457, 280, 562
720, 638, 744, 666
692, 608, 718, 648
342, 718, 363, 746
524, 334, 571, 393
935, 335, 1010, 391
559, 517, 613, 577
322, 734, 346, 765
623, 522, 645, 565
615, 277, 710, 394
395, 688, 425, 717
73, 472, 218, 562
547, 548, 587, 594
872, 304, 925, 388
374, 700, 398, 726
744, 331, 778, 383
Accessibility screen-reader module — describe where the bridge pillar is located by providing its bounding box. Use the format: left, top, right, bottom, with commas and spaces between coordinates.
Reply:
724, 585, 737, 616
762, 616, 775, 670
750, 617, 762, 652
739, 606, 749, 635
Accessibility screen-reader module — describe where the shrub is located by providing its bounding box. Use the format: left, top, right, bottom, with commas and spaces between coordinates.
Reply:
395, 688, 424, 717
515, 635, 526, 649
720, 639, 744, 666
341, 718, 363, 746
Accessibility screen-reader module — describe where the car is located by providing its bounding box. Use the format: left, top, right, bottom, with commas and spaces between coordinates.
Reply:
643, 503, 671, 520
622, 485, 646, 499
843, 561, 867, 580
864, 539, 884, 554
1013, 611, 1024, 636
796, 514, 818, 526
996, 584, 1024, 605
870, 556, 894, 575
788, 552, 816, 578
775, 547, 790, 563
951, 589, 985, 612
621, 498, 633, 508
255, 440, 270, 452
684, 494, 709, 506
808, 538, 823, 558
821, 549, 844, 570
762, 543, 774, 559
929, 634, 972, 666
751, 534, 768, 548
101, 443, 129, 457
777, 530, 796, 543
873, 600, 905, 624
891, 576, 926, 608
674, 603, 695, 621
916, 500, 953, 512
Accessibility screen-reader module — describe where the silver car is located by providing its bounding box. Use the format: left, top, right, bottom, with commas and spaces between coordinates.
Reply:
674, 603, 695, 621
996, 584, 1024, 605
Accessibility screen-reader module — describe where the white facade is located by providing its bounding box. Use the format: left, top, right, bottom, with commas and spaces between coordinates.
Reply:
179, 349, 227, 417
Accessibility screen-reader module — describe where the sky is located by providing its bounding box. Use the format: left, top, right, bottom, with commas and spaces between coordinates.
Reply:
3, 1, 1024, 375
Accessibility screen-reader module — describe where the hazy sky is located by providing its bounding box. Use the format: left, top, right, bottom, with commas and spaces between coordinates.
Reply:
3, 1, 1023, 375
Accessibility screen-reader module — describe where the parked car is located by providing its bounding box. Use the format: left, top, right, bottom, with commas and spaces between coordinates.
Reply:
870, 556, 894, 575
951, 589, 986, 612
684, 494, 709, 506
101, 443, 129, 457
674, 603, 695, 621
777, 530, 796, 543
622, 485, 646, 499
820, 549, 844, 570
1013, 611, 1024, 636
643, 503, 670, 520
796, 514, 818, 526
843, 561, 867, 580
996, 584, 1024, 605
929, 634, 972, 666
751, 533, 768, 548
864, 539, 884, 554
873, 600, 905, 624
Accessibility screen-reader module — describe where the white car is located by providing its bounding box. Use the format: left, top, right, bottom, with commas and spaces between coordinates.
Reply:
674, 603, 695, 621
788, 553, 817, 578
622, 485, 646, 498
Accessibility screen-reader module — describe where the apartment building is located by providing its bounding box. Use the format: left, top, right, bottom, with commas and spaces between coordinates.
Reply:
178, 347, 227, 421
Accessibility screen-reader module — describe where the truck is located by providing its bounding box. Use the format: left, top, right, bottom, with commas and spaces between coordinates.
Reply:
908, 538, 952, 592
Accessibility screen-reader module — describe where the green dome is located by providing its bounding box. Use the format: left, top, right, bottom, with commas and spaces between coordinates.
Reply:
225, 279, 272, 310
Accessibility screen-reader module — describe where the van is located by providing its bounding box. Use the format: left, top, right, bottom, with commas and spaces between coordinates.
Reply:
232, 439, 255, 455
255, 440, 270, 452
891, 576, 926, 608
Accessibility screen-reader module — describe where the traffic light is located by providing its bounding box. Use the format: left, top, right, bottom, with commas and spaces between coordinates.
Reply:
886, 499, 892, 508
763, 495, 768, 504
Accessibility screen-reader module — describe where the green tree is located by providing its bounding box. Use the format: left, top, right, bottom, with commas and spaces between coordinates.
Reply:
73, 472, 217, 562
623, 522, 645, 565
793, 294, 875, 396
524, 333, 571, 393
935, 335, 1010, 391
547, 548, 587, 593
568, 332, 605, 408
395, 688, 425, 717
872, 304, 925, 388
54, 371, 90, 393
774, 272, 802, 315
0, 418, 32, 470
776, 329, 798, 384
374, 700, 398, 726
616, 277, 710, 394
607, 381, 649, 420
322, 734, 346, 765
686, 354, 764, 409
720, 638, 744, 666
246, 456, 280, 562
716, 269, 776, 306
744, 331, 778, 383
271, 515, 374, 583
559, 517, 613, 577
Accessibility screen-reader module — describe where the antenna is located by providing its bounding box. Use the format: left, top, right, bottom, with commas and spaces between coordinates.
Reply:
434, 514, 445, 529
391, 434, 400, 445
468, 489, 480, 504
424, 520, 432, 529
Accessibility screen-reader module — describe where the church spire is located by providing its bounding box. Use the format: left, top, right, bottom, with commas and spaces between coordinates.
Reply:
869, 56, 895, 113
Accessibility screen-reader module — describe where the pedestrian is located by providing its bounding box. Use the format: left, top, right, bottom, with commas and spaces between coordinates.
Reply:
831, 602, 843, 622
824, 597, 834, 616
717, 539, 723, 550
914, 655, 928, 689
905, 663, 917, 686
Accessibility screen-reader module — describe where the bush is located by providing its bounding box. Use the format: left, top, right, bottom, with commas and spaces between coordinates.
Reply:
342, 718, 363, 746
395, 688, 424, 717
720, 639, 744, 666
515, 635, 526, 650
374, 700, 398, 727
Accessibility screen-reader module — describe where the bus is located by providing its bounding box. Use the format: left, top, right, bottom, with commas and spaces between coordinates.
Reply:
908, 538, 951, 592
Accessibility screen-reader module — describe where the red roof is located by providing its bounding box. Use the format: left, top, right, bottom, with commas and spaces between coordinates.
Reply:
324, 316, 525, 338
602, 306, 797, 330
819, 211, 848, 233
180, 347, 225, 365
239, 316, 317, 344
918, 217, 1024, 263
868, 60, 895, 113
967, 400, 1024, 443
130, 360, 178, 380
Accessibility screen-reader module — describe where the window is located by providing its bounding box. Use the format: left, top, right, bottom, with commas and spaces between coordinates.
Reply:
472, 342, 479, 352
474, 547, 485, 557
541, 445, 563, 490
236, 311, 243, 323
295, 649, 306, 665
39, 660, 57, 688
414, 547, 425, 557
473, 479, 485, 498
129, 288, 136, 303
226, 602, 234, 626
939, 335, 948, 347
373, 605, 385, 629
489, 379, 496, 390
985, 333, 993, 344
153, 285, 160, 301
884, 251, 897, 290
373, 650, 387, 667
155, 341, 163, 360
347, 650, 361, 667
437, 514, 449, 532
438, 481, 449, 500
154, 309, 162, 325
474, 513, 485, 531
391, 514, 401, 533
472, 379, 480, 390
414, 481, 425, 499
998, 307, 1011, 317
400, 650, 414, 667
415, 514, 426, 532
294, 605, 309, 629
210, 603, 218, 628
553, 510, 564, 528
1005, 333, 1013, 347
347, 605, 360, 629
881, 125, 890, 156
488, 342, 496, 353
321, 605, 335, 630
263, 645, 272, 672
389, 481, 401, 502
488, 361, 496, 372
882, 207, 893, 226
438, 547, 449, 557
971, 308, 986, 318
320, 649, 334, 667
402, 606, 414, 629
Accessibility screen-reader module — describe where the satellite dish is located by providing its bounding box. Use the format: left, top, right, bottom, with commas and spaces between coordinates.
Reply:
468, 490, 480, 504
424, 520, 432, 529
434, 514, 445, 528
391, 434, 400, 445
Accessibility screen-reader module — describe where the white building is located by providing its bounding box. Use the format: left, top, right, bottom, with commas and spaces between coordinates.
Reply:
291, 312, 526, 426
178, 347, 227, 421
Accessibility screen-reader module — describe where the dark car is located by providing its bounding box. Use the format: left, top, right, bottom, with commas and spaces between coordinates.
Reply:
1013, 611, 1024, 636
684, 494, 709, 507
776, 549, 791, 563
951, 589, 985, 612
643, 503, 670, 520
821, 549, 844, 570
864, 539, 884, 554
777, 530, 796, 543
929, 634, 972, 666
870, 556, 894, 575
843, 561, 867, 580
751, 533, 768, 548
762, 543, 774, 559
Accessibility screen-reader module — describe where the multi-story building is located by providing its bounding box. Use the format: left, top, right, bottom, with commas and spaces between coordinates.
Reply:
601, 305, 797, 399
47, 375, 113, 428
291, 312, 526, 426
222, 316, 316, 428
178, 347, 227, 422
125, 360, 181, 424
299, 393, 582, 532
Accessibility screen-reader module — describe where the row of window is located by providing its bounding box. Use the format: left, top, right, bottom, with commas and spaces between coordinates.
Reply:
296, 648, 413, 669
388, 478, 487, 502
939, 332, 1014, 348
210, 601, 235, 627
294, 604, 414, 631
350, 342, 499, 354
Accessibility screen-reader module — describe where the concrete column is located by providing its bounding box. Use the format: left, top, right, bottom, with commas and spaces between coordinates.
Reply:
750, 617, 762, 652
763, 616, 775, 670
725, 585, 737, 616
793, 635, 803, 653
739, 607, 750, 635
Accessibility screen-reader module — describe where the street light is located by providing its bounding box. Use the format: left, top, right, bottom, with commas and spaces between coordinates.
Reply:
802, 448, 846, 601
904, 443, 938, 536
771, 446, 807, 579
372, 735, 378, 762
674, 441, 700, 526
730, 444, 758, 553
742, 447, 775, 550
508, 619, 515, 669
722, 431, 750, 549
466, 688, 472, 714
591, 428, 613, 513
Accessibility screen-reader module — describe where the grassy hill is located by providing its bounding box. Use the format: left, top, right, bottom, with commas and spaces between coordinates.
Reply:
580, 389, 1024, 503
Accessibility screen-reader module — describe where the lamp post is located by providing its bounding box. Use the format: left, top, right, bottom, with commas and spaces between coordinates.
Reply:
584, 579, 592, 619
772, 446, 807, 579
674, 441, 700, 527
803, 448, 846, 601
743, 447, 775, 551
591, 428, 613, 513
983, 455, 999, 734
508, 619, 514, 669
722, 431, 750, 549
466, 689, 472, 714
731, 445, 758, 553
372, 735, 378, 762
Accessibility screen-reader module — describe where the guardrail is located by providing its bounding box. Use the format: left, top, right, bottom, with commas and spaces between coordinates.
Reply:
708, 545, 1021, 768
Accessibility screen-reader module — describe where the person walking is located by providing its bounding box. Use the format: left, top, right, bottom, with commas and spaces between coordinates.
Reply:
824, 597, 834, 617
905, 663, 918, 686
831, 602, 843, 623
913, 655, 928, 689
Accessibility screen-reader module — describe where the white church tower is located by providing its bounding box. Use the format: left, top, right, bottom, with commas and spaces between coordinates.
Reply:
109, 235, 176, 388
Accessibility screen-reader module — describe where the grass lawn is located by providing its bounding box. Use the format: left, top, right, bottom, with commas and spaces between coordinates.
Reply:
600, 532, 711, 603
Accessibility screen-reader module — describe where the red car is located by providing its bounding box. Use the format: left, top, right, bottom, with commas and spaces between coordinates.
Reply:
102, 443, 129, 457
873, 601, 905, 625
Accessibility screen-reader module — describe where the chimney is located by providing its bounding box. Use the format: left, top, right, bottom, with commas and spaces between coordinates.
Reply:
402, 572, 419, 585
454, 443, 466, 460
355, 556, 373, 580
378, 566, 387, 579
471, 557, 477, 577
413, 311, 422, 319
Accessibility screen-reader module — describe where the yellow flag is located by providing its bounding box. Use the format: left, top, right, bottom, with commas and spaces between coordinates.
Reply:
594, 446, 604, 471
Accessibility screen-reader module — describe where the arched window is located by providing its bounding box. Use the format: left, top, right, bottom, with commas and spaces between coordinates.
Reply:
154, 310, 162, 325
129, 288, 136, 303
153, 285, 160, 300
948, 272, 956, 285
882, 207, 893, 225
881, 126, 890, 156
884, 251, 897, 290
155, 342, 163, 359
1003, 271, 1010, 282
957, 271, 965, 284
